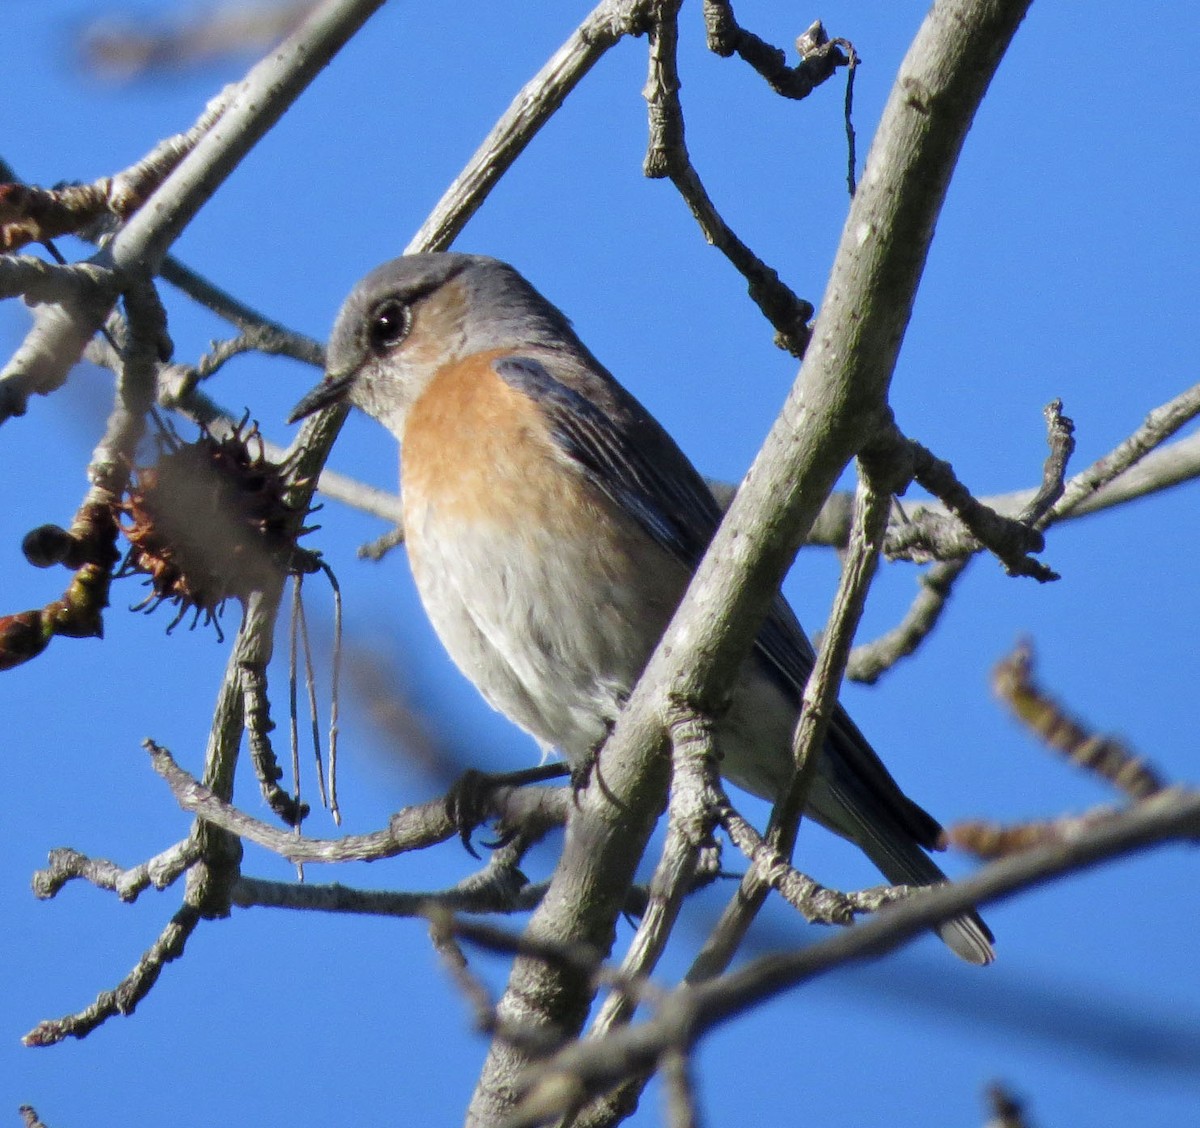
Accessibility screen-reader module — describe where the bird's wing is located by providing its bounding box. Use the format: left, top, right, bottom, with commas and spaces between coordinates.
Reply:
493, 354, 939, 845
494, 355, 814, 688
494, 355, 722, 565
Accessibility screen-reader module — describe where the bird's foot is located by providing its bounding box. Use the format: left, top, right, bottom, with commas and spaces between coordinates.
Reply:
444, 763, 569, 856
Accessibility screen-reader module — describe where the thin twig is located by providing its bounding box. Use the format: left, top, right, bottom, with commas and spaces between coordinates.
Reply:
234, 868, 546, 918
1050, 379, 1200, 522
322, 561, 343, 823
512, 787, 1200, 1125
24, 905, 202, 1046
845, 557, 970, 684
295, 578, 329, 811
159, 254, 326, 350
643, 2, 816, 355
1016, 399, 1075, 524
242, 659, 307, 825
895, 435, 1056, 581
717, 799, 912, 923
145, 737, 570, 864
406, 0, 658, 255
2, 0, 388, 424
0, 85, 237, 252
31, 840, 202, 902
691, 463, 896, 981
0, 261, 119, 422
702, 4, 848, 100
0, 275, 166, 666
836, 38, 859, 195
0, 148, 325, 358
804, 425, 1200, 549
586, 710, 721, 1039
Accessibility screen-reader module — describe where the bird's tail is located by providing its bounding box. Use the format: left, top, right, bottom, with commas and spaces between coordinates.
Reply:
829, 781, 995, 965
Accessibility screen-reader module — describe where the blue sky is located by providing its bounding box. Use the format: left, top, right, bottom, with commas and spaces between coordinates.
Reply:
3, 2, 1198, 1126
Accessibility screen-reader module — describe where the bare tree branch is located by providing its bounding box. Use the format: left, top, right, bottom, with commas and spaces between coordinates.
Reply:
469, 2, 1034, 1121
146, 737, 570, 865
0, 0, 388, 424
512, 786, 1200, 1124
0, 84, 237, 252
641, 0, 824, 355
234, 867, 547, 918
846, 557, 971, 683
24, 904, 202, 1046
32, 840, 202, 902
1050, 379, 1200, 522
585, 710, 721, 1042
406, 0, 657, 255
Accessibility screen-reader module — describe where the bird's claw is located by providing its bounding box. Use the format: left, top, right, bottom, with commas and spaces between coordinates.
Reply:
444, 763, 571, 854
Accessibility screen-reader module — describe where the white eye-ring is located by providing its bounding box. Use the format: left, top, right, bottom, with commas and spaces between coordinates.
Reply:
367, 299, 412, 353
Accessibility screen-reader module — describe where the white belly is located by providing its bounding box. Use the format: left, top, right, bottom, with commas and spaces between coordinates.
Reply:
404, 499, 687, 767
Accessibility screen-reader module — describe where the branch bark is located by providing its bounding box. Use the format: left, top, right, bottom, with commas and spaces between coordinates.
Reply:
511, 786, 1200, 1123
406, 0, 656, 255
467, 1, 1033, 1122
0, 0, 388, 421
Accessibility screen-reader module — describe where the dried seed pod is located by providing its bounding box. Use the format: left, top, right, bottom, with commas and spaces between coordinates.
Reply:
116, 417, 316, 635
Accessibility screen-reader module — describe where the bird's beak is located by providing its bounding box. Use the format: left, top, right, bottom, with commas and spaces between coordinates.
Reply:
287, 370, 356, 424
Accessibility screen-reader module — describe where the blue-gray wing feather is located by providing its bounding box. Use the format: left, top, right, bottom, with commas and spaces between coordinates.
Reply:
493, 354, 940, 846
495, 355, 719, 563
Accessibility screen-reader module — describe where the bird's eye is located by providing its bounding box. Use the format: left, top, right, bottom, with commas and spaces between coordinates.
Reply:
367, 300, 412, 353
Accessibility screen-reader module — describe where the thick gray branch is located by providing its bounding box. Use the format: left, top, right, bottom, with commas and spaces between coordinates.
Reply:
467, 1, 1033, 1123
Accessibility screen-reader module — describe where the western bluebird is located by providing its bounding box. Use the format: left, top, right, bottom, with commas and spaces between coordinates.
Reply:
289, 253, 994, 964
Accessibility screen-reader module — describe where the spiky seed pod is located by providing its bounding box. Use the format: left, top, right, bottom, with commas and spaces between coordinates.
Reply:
117, 418, 314, 633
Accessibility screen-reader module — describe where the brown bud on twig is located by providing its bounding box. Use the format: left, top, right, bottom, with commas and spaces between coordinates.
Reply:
945, 808, 1119, 860
0, 610, 53, 671
22, 523, 83, 568
1, 502, 119, 671
994, 641, 1167, 801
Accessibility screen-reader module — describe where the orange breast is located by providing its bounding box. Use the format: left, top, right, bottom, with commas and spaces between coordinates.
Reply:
401, 349, 599, 533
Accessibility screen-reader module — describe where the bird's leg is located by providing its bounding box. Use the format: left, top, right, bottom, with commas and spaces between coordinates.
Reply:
572, 709, 635, 810
444, 763, 569, 856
